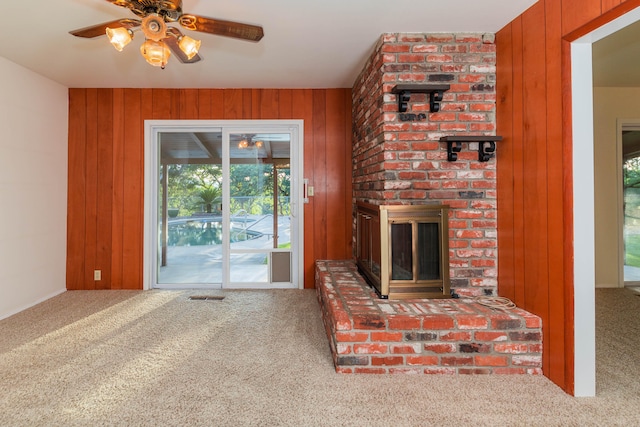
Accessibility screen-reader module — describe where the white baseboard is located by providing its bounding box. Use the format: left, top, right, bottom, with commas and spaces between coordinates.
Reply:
595, 281, 626, 288
0, 288, 66, 321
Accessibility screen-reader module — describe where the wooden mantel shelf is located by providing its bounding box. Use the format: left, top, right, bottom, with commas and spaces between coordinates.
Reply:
439, 135, 503, 162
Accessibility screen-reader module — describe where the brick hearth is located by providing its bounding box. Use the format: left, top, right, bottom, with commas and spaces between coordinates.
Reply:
316, 260, 542, 374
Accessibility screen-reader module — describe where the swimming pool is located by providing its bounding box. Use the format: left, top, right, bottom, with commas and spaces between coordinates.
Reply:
167, 218, 262, 246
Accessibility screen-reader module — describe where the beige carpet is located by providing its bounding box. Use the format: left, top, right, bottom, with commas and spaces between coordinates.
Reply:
0, 288, 639, 426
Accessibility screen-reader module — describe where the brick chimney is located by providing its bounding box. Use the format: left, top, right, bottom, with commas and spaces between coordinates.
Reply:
352, 33, 498, 297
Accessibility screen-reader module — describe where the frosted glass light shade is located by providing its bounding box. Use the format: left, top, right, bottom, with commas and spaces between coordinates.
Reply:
106, 27, 133, 51
178, 35, 201, 60
140, 39, 171, 68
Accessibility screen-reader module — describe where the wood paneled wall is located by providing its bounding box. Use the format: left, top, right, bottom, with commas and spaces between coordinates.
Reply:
67, 88, 352, 291
496, 0, 640, 394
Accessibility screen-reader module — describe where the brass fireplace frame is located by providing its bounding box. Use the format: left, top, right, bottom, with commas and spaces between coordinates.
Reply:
356, 201, 450, 299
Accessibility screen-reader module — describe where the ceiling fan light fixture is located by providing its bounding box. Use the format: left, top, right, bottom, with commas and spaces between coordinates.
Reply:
141, 14, 168, 41
238, 135, 263, 150
106, 27, 133, 51
70, 0, 264, 68
178, 35, 201, 60
140, 39, 171, 68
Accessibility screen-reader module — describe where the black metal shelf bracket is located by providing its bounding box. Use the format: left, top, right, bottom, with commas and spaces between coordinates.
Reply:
447, 141, 463, 161
439, 136, 503, 162
478, 140, 496, 162
391, 84, 450, 113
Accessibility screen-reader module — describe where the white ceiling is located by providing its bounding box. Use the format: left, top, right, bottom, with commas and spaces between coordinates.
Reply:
0, 0, 538, 89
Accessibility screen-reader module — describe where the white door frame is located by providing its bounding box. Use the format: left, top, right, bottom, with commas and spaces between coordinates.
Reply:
571, 5, 640, 397
143, 119, 304, 290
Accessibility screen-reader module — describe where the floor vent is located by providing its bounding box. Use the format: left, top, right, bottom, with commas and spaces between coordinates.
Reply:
189, 295, 226, 301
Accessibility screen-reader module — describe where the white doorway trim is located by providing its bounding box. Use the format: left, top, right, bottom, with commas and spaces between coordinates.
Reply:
143, 119, 304, 291
571, 5, 640, 397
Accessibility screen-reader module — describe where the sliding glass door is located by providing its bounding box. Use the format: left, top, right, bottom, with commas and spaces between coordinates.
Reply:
226, 131, 292, 285
156, 129, 224, 286
147, 121, 302, 290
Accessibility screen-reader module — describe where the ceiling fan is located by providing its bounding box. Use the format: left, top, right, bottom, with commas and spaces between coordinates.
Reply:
70, 0, 264, 68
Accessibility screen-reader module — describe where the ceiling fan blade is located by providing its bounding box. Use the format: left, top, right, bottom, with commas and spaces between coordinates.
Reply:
107, 0, 136, 7
179, 15, 264, 42
107, 0, 184, 20
164, 30, 202, 64
105, 0, 135, 9
69, 19, 141, 38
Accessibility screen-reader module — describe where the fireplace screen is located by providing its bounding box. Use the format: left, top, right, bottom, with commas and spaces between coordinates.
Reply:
356, 202, 450, 299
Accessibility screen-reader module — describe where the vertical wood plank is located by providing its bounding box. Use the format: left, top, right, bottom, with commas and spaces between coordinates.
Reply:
325, 89, 348, 259
84, 89, 99, 290
122, 89, 144, 289
313, 90, 328, 264
511, 17, 526, 308
211, 89, 225, 119
496, 24, 516, 301
141, 89, 154, 121
179, 89, 199, 119
545, 0, 567, 388
198, 89, 212, 119
96, 89, 114, 290
223, 89, 243, 119
523, 1, 550, 374
561, 0, 601, 34
344, 89, 354, 260
170, 90, 180, 119
243, 89, 253, 118
260, 89, 279, 119
153, 89, 172, 119
296, 89, 316, 289
251, 89, 262, 118
67, 89, 87, 290
111, 89, 125, 289
278, 89, 293, 119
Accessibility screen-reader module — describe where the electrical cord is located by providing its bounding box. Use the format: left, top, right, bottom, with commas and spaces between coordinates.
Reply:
473, 295, 516, 311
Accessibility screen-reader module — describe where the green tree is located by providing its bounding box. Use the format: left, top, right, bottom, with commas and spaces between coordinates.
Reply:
276, 166, 291, 215
196, 186, 221, 213
230, 164, 273, 214
624, 157, 640, 189
167, 164, 222, 215
164, 162, 291, 217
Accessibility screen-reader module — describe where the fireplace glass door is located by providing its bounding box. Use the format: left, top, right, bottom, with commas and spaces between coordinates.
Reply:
391, 223, 413, 280
390, 222, 441, 282
418, 223, 441, 280
356, 201, 450, 299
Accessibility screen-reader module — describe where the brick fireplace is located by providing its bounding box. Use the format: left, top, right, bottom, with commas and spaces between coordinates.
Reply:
315, 33, 542, 375
352, 32, 498, 298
